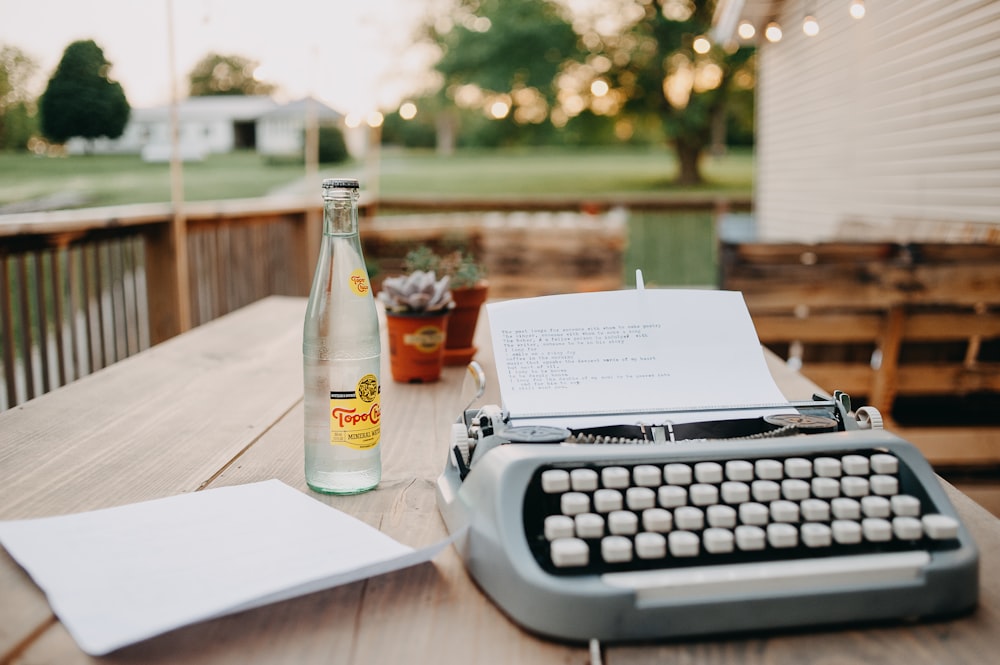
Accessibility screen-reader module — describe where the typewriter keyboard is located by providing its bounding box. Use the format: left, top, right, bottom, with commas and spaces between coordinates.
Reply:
524, 450, 961, 575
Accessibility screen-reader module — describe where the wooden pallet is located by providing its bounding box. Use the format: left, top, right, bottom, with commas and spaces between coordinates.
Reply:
721, 241, 1000, 467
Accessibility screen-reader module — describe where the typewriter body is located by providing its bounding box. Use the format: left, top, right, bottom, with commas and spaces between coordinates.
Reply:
435, 388, 979, 643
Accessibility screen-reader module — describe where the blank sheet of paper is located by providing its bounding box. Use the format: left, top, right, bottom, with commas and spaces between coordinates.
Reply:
0, 479, 452, 655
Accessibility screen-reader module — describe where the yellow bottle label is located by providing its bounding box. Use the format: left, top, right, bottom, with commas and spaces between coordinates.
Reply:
403, 325, 446, 353
329, 374, 380, 450
348, 269, 370, 297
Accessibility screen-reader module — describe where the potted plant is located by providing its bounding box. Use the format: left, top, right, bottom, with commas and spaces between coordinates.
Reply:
377, 270, 454, 383
403, 247, 488, 366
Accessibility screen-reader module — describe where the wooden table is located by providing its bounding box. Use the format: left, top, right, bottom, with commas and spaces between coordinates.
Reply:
1, 296, 998, 664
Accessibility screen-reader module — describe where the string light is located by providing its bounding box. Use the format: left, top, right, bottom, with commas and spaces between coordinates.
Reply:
764, 21, 783, 43
398, 102, 417, 120
693, 36, 712, 54
803, 15, 820, 36
751, 3, 862, 47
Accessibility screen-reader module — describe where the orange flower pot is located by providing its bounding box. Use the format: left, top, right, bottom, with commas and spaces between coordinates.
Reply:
385, 311, 450, 383
444, 282, 488, 366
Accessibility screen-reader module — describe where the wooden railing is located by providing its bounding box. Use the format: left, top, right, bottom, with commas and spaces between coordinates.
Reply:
0, 198, 322, 410
5, 202, 1000, 470
0, 232, 149, 407
1, 194, 743, 410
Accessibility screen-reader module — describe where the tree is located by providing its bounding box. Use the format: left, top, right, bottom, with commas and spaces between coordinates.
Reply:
38, 40, 129, 146
188, 53, 275, 96
0, 44, 39, 151
597, 0, 754, 184
317, 126, 349, 164
427, 0, 754, 184
431, 0, 580, 143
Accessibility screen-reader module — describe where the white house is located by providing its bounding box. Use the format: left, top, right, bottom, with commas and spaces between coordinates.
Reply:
67, 95, 343, 162
713, 0, 1000, 243
257, 97, 343, 159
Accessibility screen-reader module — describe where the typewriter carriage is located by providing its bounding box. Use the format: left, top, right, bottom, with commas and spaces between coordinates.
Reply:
450, 374, 885, 481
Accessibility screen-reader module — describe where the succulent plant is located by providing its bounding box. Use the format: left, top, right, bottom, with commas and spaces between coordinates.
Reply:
377, 270, 455, 314
439, 250, 486, 289
401, 246, 440, 274
402, 246, 485, 290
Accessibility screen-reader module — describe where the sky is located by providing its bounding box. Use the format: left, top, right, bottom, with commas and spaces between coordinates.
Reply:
0, 0, 440, 115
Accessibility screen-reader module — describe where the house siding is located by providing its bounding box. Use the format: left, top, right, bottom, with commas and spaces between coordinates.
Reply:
755, 0, 1000, 242
66, 96, 283, 158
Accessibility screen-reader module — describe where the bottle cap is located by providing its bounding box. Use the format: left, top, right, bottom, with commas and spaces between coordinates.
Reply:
322, 178, 360, 189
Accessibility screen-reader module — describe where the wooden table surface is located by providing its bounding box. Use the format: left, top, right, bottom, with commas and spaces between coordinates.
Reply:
1, 295, 998, 664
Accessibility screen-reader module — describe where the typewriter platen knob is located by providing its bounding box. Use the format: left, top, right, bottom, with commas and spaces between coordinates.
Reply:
855, 406, 884, 430
450, 423, 472, 468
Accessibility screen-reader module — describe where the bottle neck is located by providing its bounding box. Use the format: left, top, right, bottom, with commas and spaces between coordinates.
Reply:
322, 190, 359, 235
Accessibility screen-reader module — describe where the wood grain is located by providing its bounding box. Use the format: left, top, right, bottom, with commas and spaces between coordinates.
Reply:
0, 297, 306, 661
2, 295, 998, 664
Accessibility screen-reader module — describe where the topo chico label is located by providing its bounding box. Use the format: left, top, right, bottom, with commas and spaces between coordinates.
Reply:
348, 269, 370, 297
329, 373, 380, 450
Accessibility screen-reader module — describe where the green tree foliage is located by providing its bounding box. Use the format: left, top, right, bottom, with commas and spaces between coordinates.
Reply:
426, 0, 755, 184
382, 109, 437, 149
436, 0, 580, 104
1, 103, 37, 151
317, 126, 349, 164
38, 40, 130, 145
0, 44, 39, 151
188, 53, 276, 96
597, 0, 754, 184
431, 0, 581, 144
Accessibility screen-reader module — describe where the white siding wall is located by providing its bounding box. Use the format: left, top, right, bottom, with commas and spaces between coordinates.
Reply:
258, 116, 304, 156
755, 0, 1000, 242
180, 119, 234, 154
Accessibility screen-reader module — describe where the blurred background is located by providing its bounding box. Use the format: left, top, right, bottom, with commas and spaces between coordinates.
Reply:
1, 0, 999, 510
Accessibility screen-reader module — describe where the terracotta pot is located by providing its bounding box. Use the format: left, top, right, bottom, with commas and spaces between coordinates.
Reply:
385, 311, 450, 383
444, 282, 488, 366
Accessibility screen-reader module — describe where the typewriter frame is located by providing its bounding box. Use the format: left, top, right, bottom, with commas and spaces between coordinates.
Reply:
435, 395, 980, 643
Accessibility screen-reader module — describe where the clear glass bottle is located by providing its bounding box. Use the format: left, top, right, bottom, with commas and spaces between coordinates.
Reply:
303, 178, 381, 494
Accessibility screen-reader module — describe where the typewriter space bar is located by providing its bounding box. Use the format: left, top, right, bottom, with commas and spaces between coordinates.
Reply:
602, 551, 929, 605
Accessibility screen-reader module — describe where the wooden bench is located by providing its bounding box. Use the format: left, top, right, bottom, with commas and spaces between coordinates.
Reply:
721, 242, 1000, 467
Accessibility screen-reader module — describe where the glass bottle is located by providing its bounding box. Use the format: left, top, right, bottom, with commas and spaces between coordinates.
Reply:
303, 178, 381, 494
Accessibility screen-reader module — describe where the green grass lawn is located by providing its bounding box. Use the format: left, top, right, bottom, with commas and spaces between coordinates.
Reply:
376, 146, 753, 197
0, 151, 309, 208
0, 146, 753, 210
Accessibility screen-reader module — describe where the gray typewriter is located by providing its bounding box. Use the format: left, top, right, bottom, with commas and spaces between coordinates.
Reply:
435, 372, 979, 643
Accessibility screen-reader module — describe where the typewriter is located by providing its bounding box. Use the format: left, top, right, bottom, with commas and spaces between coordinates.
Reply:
435, 373, 979, 643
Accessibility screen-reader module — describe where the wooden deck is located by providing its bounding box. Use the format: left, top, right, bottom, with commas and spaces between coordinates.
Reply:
4, 200, 999, 496
2, 296, 998, 661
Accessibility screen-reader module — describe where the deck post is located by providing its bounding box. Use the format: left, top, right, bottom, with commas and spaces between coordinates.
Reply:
143, 221, 190, 345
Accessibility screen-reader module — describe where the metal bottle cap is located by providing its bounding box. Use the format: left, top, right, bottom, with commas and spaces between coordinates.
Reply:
322, 178, 360, 189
